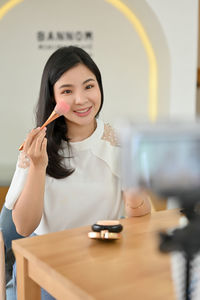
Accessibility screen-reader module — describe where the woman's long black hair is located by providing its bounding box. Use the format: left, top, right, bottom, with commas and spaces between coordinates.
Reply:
35, 46, 104, 179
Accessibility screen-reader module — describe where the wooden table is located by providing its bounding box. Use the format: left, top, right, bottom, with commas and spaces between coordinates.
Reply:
12, 209, 180, 300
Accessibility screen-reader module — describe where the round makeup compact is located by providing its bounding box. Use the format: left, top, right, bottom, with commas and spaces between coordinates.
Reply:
88, 220, 123, 240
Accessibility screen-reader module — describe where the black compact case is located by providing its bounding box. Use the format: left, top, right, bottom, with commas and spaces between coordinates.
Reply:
88, 220, 123, 239
92, 223, 123, 233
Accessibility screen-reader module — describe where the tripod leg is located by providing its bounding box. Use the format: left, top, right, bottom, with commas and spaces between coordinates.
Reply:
185, 254, 192, 300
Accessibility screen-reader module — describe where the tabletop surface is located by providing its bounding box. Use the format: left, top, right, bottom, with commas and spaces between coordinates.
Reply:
13, 209, 180, 300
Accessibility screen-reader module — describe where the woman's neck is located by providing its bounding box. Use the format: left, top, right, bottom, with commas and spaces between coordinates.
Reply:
67, 119, 97, 142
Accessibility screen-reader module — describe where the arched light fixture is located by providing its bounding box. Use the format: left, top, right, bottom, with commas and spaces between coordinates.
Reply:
105, 0, 158, 121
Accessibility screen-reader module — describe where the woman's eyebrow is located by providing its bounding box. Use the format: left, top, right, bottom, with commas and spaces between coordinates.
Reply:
59, 78, 95, 89
82, 78, 95, 85
59, 84, 73, 89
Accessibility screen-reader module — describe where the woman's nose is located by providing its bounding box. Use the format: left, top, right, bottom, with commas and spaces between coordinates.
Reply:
74, 93, 87, 105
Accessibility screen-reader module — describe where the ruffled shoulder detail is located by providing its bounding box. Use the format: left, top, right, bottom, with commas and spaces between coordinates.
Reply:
90, 122, 121, 179
101, 123, 120, 146
18, 151, 30, 169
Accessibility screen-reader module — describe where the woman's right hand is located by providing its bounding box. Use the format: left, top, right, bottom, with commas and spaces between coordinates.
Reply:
13, 127, 48, 236
23, 127, 48, 169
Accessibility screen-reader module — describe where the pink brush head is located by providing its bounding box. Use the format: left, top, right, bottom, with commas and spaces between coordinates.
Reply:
54, 101, 70, 116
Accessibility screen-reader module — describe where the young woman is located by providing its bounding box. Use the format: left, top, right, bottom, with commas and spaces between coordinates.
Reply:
3, 46, 151, 299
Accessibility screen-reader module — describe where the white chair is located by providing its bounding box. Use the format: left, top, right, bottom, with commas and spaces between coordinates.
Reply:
0, 230, 6, 300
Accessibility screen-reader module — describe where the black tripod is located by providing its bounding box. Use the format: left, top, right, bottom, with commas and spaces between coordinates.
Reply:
159, 197, 200, 300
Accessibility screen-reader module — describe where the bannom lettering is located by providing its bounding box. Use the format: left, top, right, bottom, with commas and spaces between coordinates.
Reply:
37, 31, 93, 42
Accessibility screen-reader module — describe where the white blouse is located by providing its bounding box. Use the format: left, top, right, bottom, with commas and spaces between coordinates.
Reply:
5, 119, 124, 235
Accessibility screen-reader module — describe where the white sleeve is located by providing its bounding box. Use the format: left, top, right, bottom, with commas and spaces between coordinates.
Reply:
5, 152, 30, 210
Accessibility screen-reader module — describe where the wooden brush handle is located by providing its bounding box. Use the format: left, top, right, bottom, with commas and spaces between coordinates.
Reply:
18, 111, 59, 151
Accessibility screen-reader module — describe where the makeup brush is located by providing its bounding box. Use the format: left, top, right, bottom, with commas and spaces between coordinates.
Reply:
19, 101, 70, 151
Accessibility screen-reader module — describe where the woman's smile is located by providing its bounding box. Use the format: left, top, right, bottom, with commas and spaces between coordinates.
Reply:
73, 106, 92, 117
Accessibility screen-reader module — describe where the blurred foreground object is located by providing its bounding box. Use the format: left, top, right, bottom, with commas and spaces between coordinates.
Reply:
119, 120, 200, 300
120, 120, 200, 202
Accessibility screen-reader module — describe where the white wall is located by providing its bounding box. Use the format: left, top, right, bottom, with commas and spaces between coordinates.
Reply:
196, 1, 200, 115
146, 0, 199, 117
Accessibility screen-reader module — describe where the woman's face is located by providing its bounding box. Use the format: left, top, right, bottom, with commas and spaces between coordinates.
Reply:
53, 63, 101, 128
